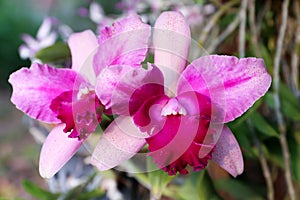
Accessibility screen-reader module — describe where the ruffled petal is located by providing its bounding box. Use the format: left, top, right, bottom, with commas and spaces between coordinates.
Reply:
39, 124, 84, 178
146, 115, 213, 175
68, 30, 98, 84
153, 11, 191, 92
93, 14, 151, 76
91, 116, 146, 171
96, 64, 164, 115
178, 55, 271, 122
8, 63, 85, 123
212, 126, 243, 177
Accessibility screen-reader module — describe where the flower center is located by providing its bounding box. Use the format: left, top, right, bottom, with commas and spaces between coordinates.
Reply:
161, 98, 187, 116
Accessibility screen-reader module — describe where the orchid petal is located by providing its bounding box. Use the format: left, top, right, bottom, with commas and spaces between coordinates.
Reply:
38, 31, 57, 49
8, 63, 85, 123
39, 124, 84, 178
91, 116, 146, 171
146, 115, 213, 174
21, 34, 39, 50
178, 55, 271, 122
93, 14, 151, 76
212, 126, 243, 177
19, 45, 33, 59
96, 64, 164, 115
153, 11, 191, 92
95, 65, 133, 109
68, 30, 98, 84
89, 2, 105, 23
37, 17, 54, 40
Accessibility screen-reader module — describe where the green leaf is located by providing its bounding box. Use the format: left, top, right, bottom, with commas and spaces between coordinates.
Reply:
249, 112, 279, 140
279, 83, 300, 107
61, 172, 104, 200
288, 133, 300, 183
147, 158, 176, 199
76, 189, 105, 200
281, 99, 300, 121
259, 43, 273, 71
194, 0, 204, 4
264, 93, 275, 108
35, 42, 71, 63
22, 179, 59, 200
228, 122, 255, 158
214, 179, 264, 200
265, 92, 300, 121
263, 138, 284, 168
228, 98, 263, 129
178, 170, 220, 200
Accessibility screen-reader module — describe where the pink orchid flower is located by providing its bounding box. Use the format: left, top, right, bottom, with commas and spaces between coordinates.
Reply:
9, 15, 150, 178
92, 11, 271, 177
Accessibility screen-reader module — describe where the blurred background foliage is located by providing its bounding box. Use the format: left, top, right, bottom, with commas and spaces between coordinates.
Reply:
0, 0, 300, 200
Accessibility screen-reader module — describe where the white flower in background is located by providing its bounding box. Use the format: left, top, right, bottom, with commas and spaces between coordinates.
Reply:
79, 1, 114, 33
19, 17, 58, 60
115, 0, 215, 25
175, 3, 216, 26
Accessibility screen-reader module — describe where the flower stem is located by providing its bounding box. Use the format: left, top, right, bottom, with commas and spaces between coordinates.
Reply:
248, 0, 262, 58
273, 0, 296, 199
247, 120, 274, 200
150, 191, 161, 200
207, 10, 240, 53
238, 0, 248, 58
198, 0, 239, 46
291, 0, 300, 98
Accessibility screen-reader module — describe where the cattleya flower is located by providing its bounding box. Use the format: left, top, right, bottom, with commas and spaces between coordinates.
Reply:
91, 11, 271, 176
9, 15, 150, 178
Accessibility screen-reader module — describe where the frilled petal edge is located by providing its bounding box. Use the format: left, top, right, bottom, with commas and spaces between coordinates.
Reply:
178, 55, 271, 122
8, 63, 85, 123
93, 14, 151, 76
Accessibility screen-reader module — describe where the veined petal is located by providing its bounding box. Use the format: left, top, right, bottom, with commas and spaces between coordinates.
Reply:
8, 63, 85, 123
93, 14, 151, 76
153, 11, 191, 92
95, 65, 133, 109
212, 126, 243, 177
68, 30, 98, 84
96, 64, 164, 115
91, 116, 146, 171
178, 55, 271, 122
39, 124, 84, 178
